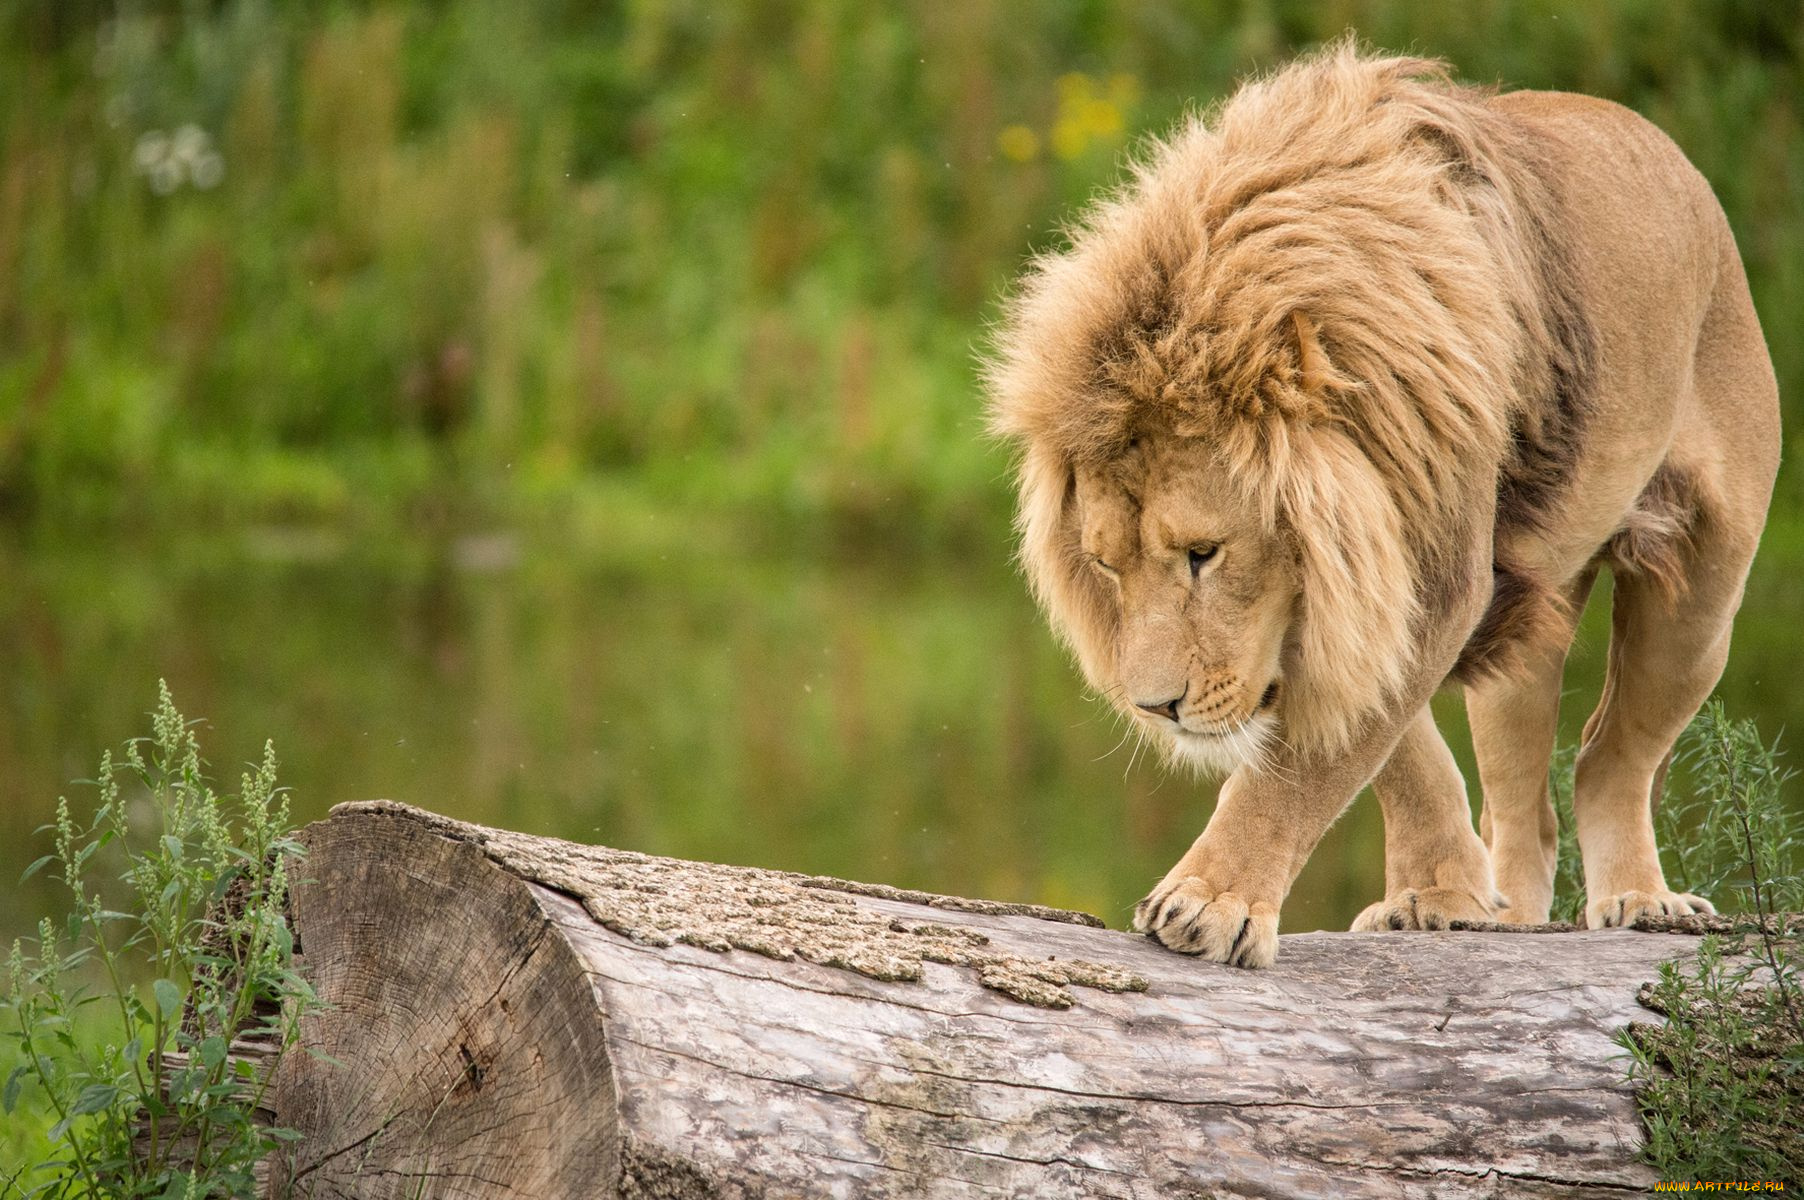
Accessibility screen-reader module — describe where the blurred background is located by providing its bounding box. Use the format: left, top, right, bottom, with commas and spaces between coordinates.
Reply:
1, 0, 1799, 945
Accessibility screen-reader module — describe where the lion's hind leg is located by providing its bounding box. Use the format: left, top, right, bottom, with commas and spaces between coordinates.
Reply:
1352, 707, 1501, 932
1573, 468, 1763, 928
1574, 231, 1778, 929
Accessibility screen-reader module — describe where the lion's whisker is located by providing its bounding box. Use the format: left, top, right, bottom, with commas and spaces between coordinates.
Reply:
1127, 724, 1158, 781
1092, 722, 1136, 764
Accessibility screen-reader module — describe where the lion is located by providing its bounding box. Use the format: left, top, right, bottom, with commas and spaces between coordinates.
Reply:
985, 43, 1779, 968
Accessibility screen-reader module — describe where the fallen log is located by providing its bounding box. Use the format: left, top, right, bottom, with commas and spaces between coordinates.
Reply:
266, 800, 1703, 1199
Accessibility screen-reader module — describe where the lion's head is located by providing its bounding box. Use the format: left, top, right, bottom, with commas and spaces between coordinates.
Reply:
1004, 376, 1425, 775
1067, 434, 1298, 774
987, 45, 1568, 771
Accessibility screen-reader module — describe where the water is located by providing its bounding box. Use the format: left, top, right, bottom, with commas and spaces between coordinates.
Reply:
3, 520, 1799, 950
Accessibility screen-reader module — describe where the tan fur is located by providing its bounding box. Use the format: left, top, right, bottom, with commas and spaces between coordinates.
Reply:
987, 41, 1779, 964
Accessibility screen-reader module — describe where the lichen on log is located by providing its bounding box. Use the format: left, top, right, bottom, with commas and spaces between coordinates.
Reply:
334, 800, 1145, 1009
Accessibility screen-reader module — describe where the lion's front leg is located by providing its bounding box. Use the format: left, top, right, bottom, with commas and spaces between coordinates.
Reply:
1133, 749, 1377, 968
1351, 707, 1502, 932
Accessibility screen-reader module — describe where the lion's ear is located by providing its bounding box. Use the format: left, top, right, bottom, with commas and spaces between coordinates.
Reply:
1290, 310, 1334, 394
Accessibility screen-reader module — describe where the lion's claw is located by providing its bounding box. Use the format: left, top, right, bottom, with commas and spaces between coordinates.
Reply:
1586, 889, 1715, 929
1350, 886, 1494, 932
1133, 877, 1279, 968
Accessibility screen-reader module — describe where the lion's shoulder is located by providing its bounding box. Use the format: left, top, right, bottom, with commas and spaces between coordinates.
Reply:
1488, 87, 1717, 205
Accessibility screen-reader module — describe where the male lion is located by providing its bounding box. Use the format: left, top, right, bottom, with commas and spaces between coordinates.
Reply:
986, 44, 1778, 967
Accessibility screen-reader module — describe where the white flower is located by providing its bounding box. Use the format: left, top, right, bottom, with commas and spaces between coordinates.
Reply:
171, 124, 209, 163
131, 125, 226, 193
132, 130, 169, 172
191, 152, 225, 190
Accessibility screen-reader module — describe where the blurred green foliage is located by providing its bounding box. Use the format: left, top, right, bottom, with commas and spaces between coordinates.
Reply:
2, 0, 1800, 536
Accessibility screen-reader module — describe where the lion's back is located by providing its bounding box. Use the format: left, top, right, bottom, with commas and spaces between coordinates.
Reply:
1486, 87, 1778, 580
1490, 88, 1726, 313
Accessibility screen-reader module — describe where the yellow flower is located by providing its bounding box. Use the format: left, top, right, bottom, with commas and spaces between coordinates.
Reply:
997, 124, 1041, 163
1045, 68, 1139, 161
1051, 118, 1088, 162
1082, 97, 1122, 137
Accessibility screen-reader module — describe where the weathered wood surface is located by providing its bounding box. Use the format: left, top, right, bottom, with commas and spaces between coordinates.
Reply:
268, 801, 1705, 1199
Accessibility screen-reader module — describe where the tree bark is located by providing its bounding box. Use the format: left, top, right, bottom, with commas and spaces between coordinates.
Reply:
266, 800, 1701, 1199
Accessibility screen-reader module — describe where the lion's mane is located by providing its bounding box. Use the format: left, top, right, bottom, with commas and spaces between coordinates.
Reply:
986, 42, 1595, 755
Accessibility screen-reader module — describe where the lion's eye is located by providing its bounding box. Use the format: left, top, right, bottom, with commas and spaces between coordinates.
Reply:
1089, 555, 1119, 578
1187, 544, 1219, 577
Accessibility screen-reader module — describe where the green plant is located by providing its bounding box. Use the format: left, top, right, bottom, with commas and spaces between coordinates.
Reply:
1545, 701, 1803, 928
1625, 937, 1803, 1179
1547, 742, 1584, 925
1662, 701, 1803, 917
1598, 701, 1804, 1179
1, 683, 316, 1198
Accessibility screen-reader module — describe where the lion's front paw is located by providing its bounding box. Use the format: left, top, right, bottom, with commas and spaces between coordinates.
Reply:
1350, 886, 1494, 932
1133, 877, 1279, 968
1586, 889, 1715, 929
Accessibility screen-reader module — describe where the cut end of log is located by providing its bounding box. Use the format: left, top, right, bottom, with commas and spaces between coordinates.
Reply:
274, 810, 622, 1196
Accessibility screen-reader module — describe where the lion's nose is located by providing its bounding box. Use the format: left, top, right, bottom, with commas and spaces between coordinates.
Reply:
1134, 687, 1186, 723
